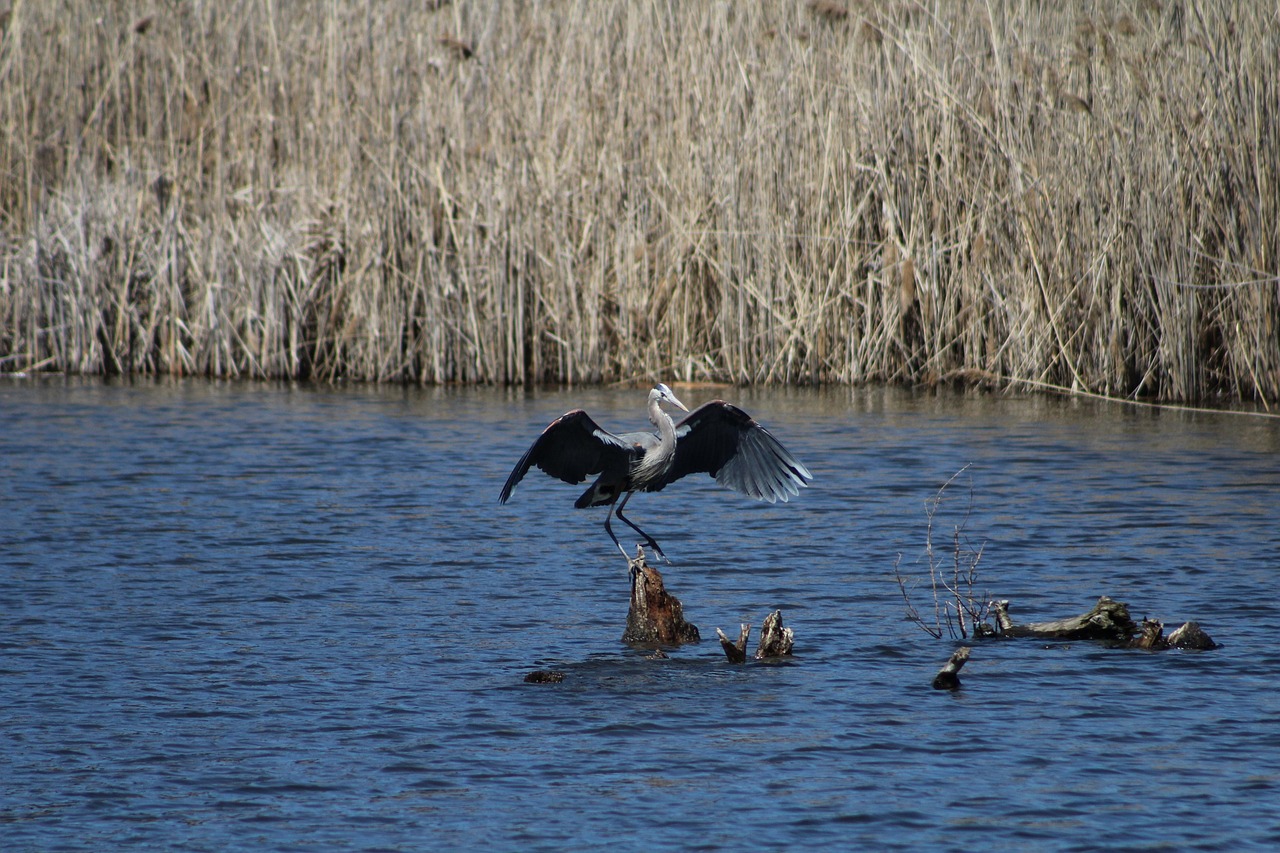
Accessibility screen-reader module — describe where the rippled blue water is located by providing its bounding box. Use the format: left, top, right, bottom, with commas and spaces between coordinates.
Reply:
3, 378, 1279, 851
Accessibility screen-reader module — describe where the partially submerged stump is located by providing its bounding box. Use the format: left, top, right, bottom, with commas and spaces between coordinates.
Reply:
716, 610, 795, 662
932, 646, 971, 690
622, 547, 700, 647
756, 609, 794, 658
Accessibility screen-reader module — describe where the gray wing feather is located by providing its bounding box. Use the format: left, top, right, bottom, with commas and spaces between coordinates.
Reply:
499, 410, 632, 503
661, 401, 812, 501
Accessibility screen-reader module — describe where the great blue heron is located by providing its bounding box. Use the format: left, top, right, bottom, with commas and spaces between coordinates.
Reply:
499, 383, 812, 561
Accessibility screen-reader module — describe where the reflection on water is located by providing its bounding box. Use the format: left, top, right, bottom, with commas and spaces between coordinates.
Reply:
3, 377, 1280, 850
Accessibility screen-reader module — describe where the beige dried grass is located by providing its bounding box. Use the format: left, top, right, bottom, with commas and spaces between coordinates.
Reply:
0, 0, 1276, 403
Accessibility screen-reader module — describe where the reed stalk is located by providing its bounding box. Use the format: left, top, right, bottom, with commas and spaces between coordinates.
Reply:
1, 1, 1276, 402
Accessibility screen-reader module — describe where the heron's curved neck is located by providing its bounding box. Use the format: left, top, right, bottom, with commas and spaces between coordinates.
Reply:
648, 394, 677, 457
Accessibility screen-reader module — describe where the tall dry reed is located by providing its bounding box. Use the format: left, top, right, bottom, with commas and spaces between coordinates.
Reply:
1, 1, 1277, 402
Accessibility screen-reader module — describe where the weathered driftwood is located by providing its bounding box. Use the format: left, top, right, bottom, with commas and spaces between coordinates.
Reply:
993, 596, 1137, 641
716, 610, 795, 662
622, 547, 700, 646
932, 646, 971, 690
991, 596, 1216, 649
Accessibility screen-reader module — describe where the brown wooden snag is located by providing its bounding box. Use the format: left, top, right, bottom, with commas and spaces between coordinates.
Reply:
716, 624, 750, 663
1132, 618, 1166, 649
716, 610, 795, 662
622, 547, 700, 647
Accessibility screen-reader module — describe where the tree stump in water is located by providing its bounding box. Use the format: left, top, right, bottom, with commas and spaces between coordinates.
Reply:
756, 610, 794, 658
716, 610, 795, 662
622, 547, 700, 647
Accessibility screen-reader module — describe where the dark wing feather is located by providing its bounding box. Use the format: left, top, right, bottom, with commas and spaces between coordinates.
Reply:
660, 401, 813, 501
498, 410, 633, 503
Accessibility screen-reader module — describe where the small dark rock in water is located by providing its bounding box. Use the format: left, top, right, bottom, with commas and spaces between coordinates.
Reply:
524, 670, 565, 684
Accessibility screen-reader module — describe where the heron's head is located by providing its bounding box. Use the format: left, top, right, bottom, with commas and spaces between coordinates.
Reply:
652, 382, 689, 413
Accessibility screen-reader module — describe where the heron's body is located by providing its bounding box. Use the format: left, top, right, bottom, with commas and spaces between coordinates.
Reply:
499, 384, 812, 560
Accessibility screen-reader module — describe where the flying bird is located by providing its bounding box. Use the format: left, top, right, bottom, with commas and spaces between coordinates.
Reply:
499, 383, 812, 561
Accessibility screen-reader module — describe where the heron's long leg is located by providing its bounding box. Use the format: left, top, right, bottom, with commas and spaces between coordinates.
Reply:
603, 501, 630, 562
614, 491, 669, 563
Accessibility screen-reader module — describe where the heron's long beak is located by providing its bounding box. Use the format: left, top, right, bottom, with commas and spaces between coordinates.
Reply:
654, 382, 690, 413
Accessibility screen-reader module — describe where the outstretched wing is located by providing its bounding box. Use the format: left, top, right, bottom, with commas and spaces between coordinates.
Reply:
499, 410, 633, 503
660, 401, 812, 502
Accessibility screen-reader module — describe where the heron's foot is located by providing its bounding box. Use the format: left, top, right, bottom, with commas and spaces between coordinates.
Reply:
645, 540, 672, 565
628, 540, 668, 563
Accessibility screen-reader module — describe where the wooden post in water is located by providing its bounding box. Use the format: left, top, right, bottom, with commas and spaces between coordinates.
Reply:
622, 547, 700, 647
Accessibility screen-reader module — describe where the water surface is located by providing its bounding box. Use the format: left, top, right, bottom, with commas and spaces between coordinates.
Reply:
3, 378, 1279, 850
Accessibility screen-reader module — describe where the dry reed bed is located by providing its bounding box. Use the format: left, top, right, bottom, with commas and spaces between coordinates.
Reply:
0, 1, 1276, 401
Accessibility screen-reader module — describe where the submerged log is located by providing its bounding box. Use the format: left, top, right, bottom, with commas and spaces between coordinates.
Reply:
524, 670, 565, 684
992, 597, 1217, 649
994, 596, 1137, 641
932, 646, 971, 690
622, 547, 700, 647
